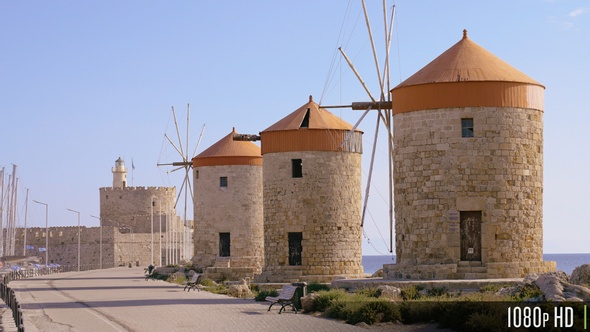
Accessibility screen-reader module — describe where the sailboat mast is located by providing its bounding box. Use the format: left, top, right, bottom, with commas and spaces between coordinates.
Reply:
23, 188, 29, 256
0, 167, 4, 258
9, 176, 19, 256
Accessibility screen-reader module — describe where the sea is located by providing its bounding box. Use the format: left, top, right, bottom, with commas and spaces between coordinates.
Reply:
361, 253, 590, 275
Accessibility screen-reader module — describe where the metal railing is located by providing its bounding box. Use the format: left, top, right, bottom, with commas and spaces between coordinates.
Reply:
0, 264, 116, 332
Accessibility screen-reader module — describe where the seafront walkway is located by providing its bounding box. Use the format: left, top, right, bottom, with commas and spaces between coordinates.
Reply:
6, 267, 368, 332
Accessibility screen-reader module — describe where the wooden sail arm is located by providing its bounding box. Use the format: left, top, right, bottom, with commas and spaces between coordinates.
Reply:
321, 101, 392, 110
233, 133, 261, 141
157, 161, 192, 167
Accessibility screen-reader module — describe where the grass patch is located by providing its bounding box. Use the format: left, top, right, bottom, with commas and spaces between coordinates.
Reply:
479, 283, 511, 293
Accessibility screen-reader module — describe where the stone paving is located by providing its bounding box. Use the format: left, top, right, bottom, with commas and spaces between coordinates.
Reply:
5, 267, 370, 332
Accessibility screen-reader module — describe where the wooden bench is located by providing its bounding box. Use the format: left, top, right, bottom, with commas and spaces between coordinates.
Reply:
183, 273, 202, 292
265, 285, 299, 314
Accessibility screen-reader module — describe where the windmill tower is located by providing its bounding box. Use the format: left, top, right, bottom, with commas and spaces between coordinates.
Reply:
388, 30, 555, 279
255, 96, 364, 283
329, 2, 555, 279
191, 128, 263, 280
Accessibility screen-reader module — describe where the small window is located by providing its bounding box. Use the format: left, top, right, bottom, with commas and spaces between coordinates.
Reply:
220, 176, 228, 187
300, 108, 310, 128
292, 159, 302, 178
195, 170, 199, 180
288, 232, 302, 266
461, 118, 474, 138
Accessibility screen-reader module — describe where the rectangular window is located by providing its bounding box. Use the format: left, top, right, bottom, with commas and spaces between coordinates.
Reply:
219, 232, 230, 257
288, 232, 302, 266
292, 159, 302, 178
461, 118, 474, 137
220, 176, 228, 187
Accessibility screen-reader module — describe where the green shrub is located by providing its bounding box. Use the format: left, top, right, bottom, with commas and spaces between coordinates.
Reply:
173, 275, 186, 284
324, 297, 349, 319
345, 299, 400, 325
401, 285, 423, 301
355, 287, 381, 298
464, 311, 507, 332
250, 284, 260, 293
200, 278, 216, 287
148, 272, 168, 281
479, 283, 511, 293
512, 284, 544, 301
208, 284, 228, 295
427, 287, 448, 298
399, 302, 442, 324
310, 289, 348, 312
254, 290, 278, 302
307, 282, 330, 293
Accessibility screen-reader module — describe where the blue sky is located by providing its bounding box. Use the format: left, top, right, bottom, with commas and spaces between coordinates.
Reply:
1, 1, 589, 255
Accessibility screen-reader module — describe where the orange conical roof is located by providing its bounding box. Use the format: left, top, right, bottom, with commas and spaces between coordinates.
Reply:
260, 96, 363, 155
193, 128, 261, 167
262, 96, 356, 132
397, 30, 542, 87
391, 30, 545, 114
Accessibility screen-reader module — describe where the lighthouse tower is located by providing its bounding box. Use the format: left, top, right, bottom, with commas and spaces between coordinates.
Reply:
256, 96, 364, 283
112, 157, 127, 188
192, 128, 263, 280
388, 30, 555, 279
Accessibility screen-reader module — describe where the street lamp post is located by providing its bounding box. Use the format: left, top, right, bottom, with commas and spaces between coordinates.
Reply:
150, 196, 155, 266
90, 215, 102, 269
66, 208, 81, 271
159, 199, 162, 267
32, 200, 49, 266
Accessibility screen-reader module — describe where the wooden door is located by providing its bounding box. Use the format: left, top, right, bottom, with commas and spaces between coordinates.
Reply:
460, 211, 482, 261
288, 232, 302, 266
219, 233, 230, 257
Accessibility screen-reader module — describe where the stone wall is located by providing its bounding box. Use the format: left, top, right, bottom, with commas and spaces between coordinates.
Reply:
192, 164, 264, 275
10, 226, 187, 269
256, 150, 364, 283
99, 186, 176, 234
12, 226, 116, 268
389, 106, 554, 279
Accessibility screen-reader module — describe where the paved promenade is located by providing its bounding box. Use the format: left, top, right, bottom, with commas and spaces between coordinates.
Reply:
7, 267, 372, 332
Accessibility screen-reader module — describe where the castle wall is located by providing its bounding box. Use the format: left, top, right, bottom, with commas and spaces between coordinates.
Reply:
193, 165, 264, 273
11, 226, 186, 268
257, 150, 364, 283
12, 226, 116, 268
99, 186, 176, 234
389, 107, 554, 279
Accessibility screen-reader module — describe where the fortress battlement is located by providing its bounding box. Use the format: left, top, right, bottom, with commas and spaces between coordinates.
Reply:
99, 186, 175, 192
24, 226, 93, 231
